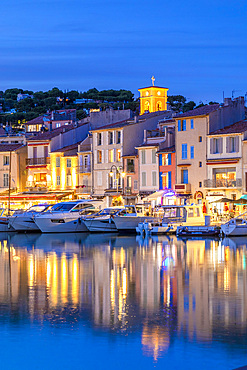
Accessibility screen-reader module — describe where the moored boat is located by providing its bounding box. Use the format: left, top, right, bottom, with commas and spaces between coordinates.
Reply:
9, 204, 52, 232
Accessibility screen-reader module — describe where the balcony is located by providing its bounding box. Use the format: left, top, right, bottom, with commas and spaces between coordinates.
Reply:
26, 157, 50, 166
126, 165, 135, 173
174, 183, 191, 193
204, 178, 242, 189
76, 186, 92, 194
77, 165, 91, 173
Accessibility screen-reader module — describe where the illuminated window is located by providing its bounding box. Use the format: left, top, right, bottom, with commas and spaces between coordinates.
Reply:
56, 157, 60, 167
67, 158, 71, 168
116, 149, 121, 162
97, 150, 102, 163
56, 123, 61, 128
3, 156, 9, 165
157, 101, 162, 111
109, 149, 114, 162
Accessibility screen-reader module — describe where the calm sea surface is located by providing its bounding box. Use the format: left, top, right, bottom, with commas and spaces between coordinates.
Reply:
0, 232, 246, 369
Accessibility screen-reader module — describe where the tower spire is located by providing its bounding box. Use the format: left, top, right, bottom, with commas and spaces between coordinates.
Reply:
151, 76, 155, 86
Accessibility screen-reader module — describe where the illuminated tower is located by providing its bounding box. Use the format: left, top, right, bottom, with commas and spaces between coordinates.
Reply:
138, 76, 169, 115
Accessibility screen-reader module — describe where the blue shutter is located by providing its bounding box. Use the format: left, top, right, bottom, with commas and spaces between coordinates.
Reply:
191, 119, 194, 129
159, 172, 163, 190
159, 154, 162, 166
190, 146, 194, 159
178, 120, 181, 131
184, 170, 188, 184
168, 153, 171, 165
168, 171, 172, 189
182, 120, 186, 131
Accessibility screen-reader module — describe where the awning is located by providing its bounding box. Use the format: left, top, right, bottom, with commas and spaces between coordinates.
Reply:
209, 197, 233, 203
143, 190, 176, 201
0, 192, 72, 201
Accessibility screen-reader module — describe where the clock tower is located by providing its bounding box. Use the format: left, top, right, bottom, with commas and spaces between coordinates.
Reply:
138, 77, 169, 115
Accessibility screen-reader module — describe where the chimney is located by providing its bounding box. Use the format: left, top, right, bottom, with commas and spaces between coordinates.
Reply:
134, 116, 138, 123
224, 98, 232, 106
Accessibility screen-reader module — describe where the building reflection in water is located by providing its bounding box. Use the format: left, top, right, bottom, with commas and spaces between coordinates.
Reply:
0, 233, 247, 360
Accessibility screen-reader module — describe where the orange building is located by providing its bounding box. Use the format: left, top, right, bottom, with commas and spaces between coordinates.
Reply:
138, 78, 168, 115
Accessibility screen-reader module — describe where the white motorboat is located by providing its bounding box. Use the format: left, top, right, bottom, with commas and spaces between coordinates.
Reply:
113, 204, 159, 232
8, 204, 52, 232
83, 207, 125, 232
221, 212, 247, 236
34, 200, 105, 233
137, 205, 206, 235
0, 208, 17, 232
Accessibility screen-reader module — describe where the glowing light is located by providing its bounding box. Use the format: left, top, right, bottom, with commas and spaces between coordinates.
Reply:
61, 253, 68, 304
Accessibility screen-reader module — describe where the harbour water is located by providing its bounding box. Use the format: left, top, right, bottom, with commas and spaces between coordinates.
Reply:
0, 232, 246, 369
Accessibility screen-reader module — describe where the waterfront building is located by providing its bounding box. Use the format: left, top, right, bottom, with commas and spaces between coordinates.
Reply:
50, 142, 80, 192
91, 111, 171, 205
77, 135, 93, 197
0, 143, 27, 194
25, 109, 77, 133
175, 97, 245, 203
206, 120, 247, 207
122, 150, 139, 204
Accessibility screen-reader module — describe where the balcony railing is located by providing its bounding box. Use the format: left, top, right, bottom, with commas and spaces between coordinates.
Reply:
204, 178, 242, 188
77, 165, 91, 173
26, 157, 50, 166
76, 186, 92, 194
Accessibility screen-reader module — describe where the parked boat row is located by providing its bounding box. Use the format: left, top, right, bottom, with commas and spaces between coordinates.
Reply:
2, 199, 247, 236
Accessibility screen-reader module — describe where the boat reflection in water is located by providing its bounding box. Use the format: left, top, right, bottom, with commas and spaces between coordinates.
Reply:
0, 233, 247, 368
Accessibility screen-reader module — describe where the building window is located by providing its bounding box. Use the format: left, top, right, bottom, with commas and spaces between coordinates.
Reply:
141, 172, 146, 186
109, 149, 114, 163
3, 156, 9, 166
190, 146, 194, 159
134, 180, 138, 190
127, 176, 131, 188
161, 153, 171, 166
66, 175, 71, 187
152, 149, 156, 164
182, 120, 186, 131
56, 123, 61, 128
97, 150, 102, 164
127, 159, 134, 173
116, 131, 121, 144
108, 132, 113, 145
57, 176, 60, 186
152, 171, 157, 186
97, 133, 102, 146
3, 173, 9, 187
181, 169, 188, 184
213, 168, 236, 187
199, 136, 202, 142
67, 158, 71, 168
182, 144, 187, 159
116, 149, 121, 162
141, 150, 146, 164
199, 182, 202, 187
199, 161, 202, 167
56, 157, 60, 167
84, 155, 88, 167
191, 119, 194, 129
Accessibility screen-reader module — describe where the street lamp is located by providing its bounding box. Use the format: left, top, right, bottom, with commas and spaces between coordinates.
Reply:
109, 165, 125, 196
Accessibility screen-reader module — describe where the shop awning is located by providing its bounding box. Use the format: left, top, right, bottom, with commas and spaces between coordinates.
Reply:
0, 192, 72, 201
209, 197, 233, 203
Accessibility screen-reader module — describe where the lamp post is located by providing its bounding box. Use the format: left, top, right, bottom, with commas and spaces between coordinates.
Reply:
109, 165, 125, 197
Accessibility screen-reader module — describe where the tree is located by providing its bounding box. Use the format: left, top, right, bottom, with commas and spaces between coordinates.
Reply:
167, 95, 186, 112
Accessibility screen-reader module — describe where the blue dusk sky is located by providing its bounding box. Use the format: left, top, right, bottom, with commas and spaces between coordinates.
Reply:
0, 0, 246, 103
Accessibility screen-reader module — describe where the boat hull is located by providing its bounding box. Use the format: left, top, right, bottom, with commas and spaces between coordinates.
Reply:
114, 216, 158, 232
34, 216, 88, 233
9, 216, 40, 231
221, 223, 247, 236
84, 218, 117, 232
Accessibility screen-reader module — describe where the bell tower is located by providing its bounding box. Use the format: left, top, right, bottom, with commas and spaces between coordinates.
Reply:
138, 77, 169, 115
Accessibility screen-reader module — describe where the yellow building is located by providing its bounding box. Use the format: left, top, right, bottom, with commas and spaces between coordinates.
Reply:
50, 142, 79, 191
138, 77, 169, 115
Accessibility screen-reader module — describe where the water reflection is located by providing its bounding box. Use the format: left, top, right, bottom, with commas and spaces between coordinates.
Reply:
0, 232, 247, 364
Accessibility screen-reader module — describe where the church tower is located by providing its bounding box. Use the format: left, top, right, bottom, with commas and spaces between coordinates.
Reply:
138, 77, 169, 115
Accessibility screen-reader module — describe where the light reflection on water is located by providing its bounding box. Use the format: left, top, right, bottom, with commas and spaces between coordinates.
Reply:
0, 232, 247, 369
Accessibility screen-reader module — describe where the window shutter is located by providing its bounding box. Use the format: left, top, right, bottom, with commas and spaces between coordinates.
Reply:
152, 171, 157, 187
106, 174, 109, 189
105, 149, 108, 163
101, 132, 104, 146
95, 133, 97, 147
168, 172, 172, 189
113, 148, 116, 162
102, 150, 104, 163
159, 172, 163, 190
219, 138, 223, 153
168, 153, 171, 165
235, 136, 239, 152
226, 137, 230, 153
183, 120, 186, 131
159, 154, 162, 166
178, 120, 181, 132
210, 138, 213, 154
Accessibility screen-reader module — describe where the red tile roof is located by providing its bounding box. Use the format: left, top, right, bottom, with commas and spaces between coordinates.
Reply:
0, 143, 24, 152
26, 115, 47, 125
51, 141, 81, 153
27, 124, 75, 141
176, 104, 220, 118
209, 120, 247, 135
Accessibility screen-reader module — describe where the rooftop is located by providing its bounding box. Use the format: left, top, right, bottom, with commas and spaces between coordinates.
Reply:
0, 143, 24, 152
210, 120, 247, 135
27, 124, 75, 141
156, 145, 176, 154
51, 141, 81, 156
176, 104, 220, 118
